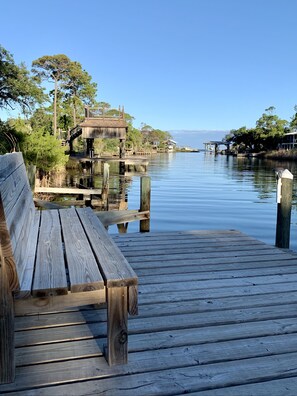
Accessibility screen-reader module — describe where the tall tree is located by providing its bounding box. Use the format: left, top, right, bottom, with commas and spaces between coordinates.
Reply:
32, 54, 71, 136
62, 61, 97, 126
0, 45, 44, 113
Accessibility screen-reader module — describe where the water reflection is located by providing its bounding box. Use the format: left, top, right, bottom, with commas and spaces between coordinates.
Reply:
48, 152, 297, 251
125, 152, 297, 252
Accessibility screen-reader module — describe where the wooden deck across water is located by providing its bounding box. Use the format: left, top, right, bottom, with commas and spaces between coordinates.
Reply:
2, 229, 297, 395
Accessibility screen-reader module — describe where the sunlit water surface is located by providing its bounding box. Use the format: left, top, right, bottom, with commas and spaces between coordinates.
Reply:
118, 152, 297, 252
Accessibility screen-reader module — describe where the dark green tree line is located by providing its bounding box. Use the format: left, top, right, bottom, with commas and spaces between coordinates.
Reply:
226, 107, 289, 152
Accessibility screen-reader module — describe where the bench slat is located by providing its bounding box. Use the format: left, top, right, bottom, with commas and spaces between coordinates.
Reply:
0, 152, 24, 182
76, 207, 138, 288
1, 166, 35, 253
17, 211, 40, 298
33, 210, 68, 297
59, 208, 104, 292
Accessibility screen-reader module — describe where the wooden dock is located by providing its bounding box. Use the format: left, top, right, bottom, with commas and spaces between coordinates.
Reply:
2, 229, 297, 395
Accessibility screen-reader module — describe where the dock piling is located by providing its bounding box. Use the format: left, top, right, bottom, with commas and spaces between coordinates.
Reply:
275, 169, 293, 249
102, 162, 110, 211
140, 176, 151, 232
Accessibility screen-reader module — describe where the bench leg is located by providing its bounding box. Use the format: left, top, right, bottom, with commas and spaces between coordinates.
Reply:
106, 287, 128, 365
0, 263, 15, 384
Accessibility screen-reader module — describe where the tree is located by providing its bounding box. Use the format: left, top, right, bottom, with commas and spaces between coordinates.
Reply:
30, 107, 52, 134
21, 129, 68, 171
226, 107, 288, 152
290, 105, 297, 130
126, 126, 143, 151
32, 54, 72, 136
0, 45, 44, 113
254, 107, 287, 150
62, 61, 97, 126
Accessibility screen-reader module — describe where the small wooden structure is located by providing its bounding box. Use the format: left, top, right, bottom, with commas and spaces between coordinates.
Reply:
0, 152, 138, 384
204, 140, 230, 153
69, 107, 128, 158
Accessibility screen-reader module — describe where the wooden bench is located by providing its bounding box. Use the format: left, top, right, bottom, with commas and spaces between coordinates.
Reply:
0, 152, 138, 384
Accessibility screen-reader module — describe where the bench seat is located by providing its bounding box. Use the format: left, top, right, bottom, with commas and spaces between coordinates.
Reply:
0, 152, 138, 384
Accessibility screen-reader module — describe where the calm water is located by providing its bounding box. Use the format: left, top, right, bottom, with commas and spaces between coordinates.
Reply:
116, 152, 297, 252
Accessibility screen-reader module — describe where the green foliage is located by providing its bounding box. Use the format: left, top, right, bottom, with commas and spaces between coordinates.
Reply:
32, 54, 71, 84
32, 54, 72, 136
0, 45, 44, 113
290, 105, 297, 130
61, 61, 97, 125
141, 127, 172, 147
126, 126, 143, 151
30, 108, 52, 133
226, 107, 288, 152
0, 120, 25, 153
32, 54, 98, 134
21, 130, 68, 171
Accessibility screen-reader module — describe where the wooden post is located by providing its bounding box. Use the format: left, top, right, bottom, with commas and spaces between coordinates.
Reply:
102, 162, 110, 211
119, 161, 125, 175
275, 169, 293, 249
119, 139, 125, 159
140, 176, 151, 232
0, 255, 15, 384
106, 287, 128, 365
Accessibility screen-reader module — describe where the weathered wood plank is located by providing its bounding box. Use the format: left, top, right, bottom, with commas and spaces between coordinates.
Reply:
185, 377, 297, 395
59, 208, 104, 292
118, 239, 267, 254
138, 264, 297, 285
13, 316, 297, 367
139, 273, 297, 294
112, 229, 243, 240
0, 195, 19, 291
13, 302, 297, 348
96, 210, 150, 227
0, 162, 35, 290
131, 252, 296, 271
4, 225, 297, 394
128, 285, 138, 315
7, 352, 297, 395
16, 211, 40, 296
139, 280, 297, 305
127, 246, 278, 265
14, 289, 106, 315
76, 207, 137, 287
106, 287, 128, 365
33, 210, 68, 296
122, 243, 276, 259
14, 292, 297, 338
0, 152, 24, 182
114, 235, 264, 249
5, 333, 297, 392
0, 253, 15, 383
34, 186, 102, 195
135, 257, 297, 276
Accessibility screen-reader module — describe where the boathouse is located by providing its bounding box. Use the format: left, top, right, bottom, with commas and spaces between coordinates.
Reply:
204, 140, 230, 153
69, 107, 128, 158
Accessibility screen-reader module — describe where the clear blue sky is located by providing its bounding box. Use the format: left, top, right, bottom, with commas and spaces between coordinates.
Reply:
1, 0, 297, 131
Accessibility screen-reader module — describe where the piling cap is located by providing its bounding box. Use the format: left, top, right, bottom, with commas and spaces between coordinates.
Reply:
281, 169, 294, 179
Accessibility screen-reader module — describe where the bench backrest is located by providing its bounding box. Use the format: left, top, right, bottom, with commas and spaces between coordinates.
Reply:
0, 152, 36, 291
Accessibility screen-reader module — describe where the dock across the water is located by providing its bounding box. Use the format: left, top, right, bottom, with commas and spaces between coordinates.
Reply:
2, 229, 297, 395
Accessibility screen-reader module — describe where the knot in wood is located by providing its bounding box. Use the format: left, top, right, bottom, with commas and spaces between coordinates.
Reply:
119, 330, 128, 344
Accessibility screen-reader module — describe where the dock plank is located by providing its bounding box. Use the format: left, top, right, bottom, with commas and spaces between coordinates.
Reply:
3, 229, 297, 395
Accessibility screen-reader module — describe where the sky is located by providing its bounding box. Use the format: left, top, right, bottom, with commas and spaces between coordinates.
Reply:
1, 0, 297, 133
